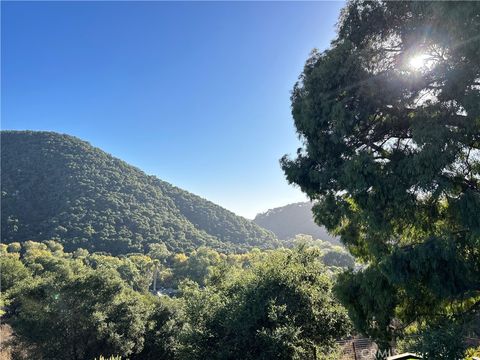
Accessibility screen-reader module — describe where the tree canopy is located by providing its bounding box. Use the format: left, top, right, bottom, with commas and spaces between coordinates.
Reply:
281, 0, 480, 356
1, 241, 352, 359
175, 247, 351, 360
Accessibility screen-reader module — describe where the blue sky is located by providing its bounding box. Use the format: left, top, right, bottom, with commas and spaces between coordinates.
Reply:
2, 1, 344, 218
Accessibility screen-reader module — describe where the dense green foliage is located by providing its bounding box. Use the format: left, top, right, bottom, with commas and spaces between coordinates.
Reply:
281, 0, 480, 357
177, 248, 351, 360
1, 241, 351, 360
253, 202, 339, 244
1, 131, 277, 254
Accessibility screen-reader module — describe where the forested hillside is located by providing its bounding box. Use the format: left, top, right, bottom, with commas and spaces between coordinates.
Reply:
254, 202, 339, 244
1, 131, 277, 254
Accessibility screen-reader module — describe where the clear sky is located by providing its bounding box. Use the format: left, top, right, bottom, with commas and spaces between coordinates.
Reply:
2, 1, 344, 219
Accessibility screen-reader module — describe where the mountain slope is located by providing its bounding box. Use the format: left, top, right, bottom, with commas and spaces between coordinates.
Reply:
253, 202, 339, 244
1, 131, 277, 254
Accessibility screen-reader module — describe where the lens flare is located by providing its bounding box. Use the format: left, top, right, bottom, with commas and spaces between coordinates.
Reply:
408, 54, 430, 70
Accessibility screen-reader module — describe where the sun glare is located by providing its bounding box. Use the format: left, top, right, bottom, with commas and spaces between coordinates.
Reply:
408, 53, 430, 71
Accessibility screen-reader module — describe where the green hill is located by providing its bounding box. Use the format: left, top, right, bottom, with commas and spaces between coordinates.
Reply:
253, 202, 339, 244
1, 131, 277, 254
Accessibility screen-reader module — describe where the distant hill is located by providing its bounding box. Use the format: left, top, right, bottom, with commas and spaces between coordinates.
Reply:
253, 202, 339, 244
1, 131, 278, 254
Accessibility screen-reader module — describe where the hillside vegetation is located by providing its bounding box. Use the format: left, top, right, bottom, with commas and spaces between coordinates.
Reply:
1, 131, 277, 254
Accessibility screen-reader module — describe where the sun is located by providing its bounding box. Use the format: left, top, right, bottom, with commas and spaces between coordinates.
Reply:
408, 53, 430, 71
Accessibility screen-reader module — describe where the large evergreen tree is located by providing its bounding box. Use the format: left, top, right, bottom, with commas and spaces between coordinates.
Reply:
281, 1, 480, 356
